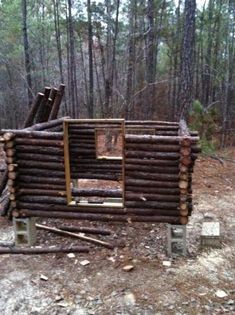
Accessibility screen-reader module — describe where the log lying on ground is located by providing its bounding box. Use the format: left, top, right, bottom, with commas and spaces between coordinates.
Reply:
36, 223, 114, 249
59, 226, 111, 235
16, 209, 184, 224
0, 246, 89, 255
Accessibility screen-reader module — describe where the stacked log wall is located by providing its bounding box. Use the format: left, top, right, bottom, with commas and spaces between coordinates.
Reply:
2, 118, 200, 225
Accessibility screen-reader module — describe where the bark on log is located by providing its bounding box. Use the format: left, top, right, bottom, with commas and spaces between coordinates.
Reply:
16, 145, 64, 155
125, 164, 179, 174
19, 189, 67, 197
32, 117, 68, 131
125, 186, 180, 195
15, 138, 64, 147
125, 201, 178, 209
125, 158, 178, 166
125, 143, 180, 152
0, 246, 89, 255
125, 151, 180, 159
126, 208, 180, 216
19, 168, 65, 179
125, 179, 179, 188
125, 171, 179, 182
20, 183, 66, 190
72, 188, 122, 198
49, 84, 66, 120
18, 175, 66, 185
125, 192, 180, 202
36, 223, 114, 249
17, 209, 182, 224
1, 130, 63, 140
24, 92, 44, 127
18, 203, 127, 214
35, 87, 51, 123
125, 135, 199, 144
17, 160, 64, 171
16, 153, 64, 163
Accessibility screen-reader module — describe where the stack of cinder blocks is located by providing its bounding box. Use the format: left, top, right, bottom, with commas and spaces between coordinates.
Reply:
13, 218, 36, 246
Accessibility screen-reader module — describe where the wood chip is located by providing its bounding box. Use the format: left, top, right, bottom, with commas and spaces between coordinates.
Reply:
122, 265, 134, 272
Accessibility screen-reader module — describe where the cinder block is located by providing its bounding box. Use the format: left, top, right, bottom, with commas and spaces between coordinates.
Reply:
167, 224, 187, 256
201, 221, 221, 248
13, 218, 37, 246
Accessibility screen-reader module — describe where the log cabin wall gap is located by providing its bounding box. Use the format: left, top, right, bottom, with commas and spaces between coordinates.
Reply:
1, 118, 200, 225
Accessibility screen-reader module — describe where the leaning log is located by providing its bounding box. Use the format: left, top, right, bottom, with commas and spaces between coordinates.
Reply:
59, 226, 111, 236
36, 224, 114, 249
23, 92, 44, 127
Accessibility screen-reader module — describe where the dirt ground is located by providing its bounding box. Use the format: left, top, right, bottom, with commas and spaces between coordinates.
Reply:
0, 148, 235, 315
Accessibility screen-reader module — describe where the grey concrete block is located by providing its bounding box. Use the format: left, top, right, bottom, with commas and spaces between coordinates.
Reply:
201, 221, 221, 248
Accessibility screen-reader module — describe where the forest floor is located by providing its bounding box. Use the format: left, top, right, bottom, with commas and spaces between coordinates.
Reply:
0, 148, 235, 315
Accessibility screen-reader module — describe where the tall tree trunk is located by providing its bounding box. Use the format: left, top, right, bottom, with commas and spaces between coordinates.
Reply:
22, 0, 33, 106
177, 0, 196, 119
87, 0, 94, 118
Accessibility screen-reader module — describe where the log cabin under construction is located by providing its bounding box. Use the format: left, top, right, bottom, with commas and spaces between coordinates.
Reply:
1, 118, 200, 225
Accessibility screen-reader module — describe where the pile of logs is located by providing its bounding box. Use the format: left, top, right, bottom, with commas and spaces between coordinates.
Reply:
0, 116, 200, 225
0, 84, 65, 216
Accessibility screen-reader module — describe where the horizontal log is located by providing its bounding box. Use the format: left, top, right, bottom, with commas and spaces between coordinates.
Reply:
17, 160, 64, 171
18, 189, 67, 197
59, 226, 111, 235
70, 164, 121, 171
71, 173, 122, 181
125, 192, 180, 202
18, 203, 127, 214
0, 246, 89, 255
69, 143, 96, 149
125, 201, 178, 209
32, 117, 68, 131
19, 196, 67, 205
126, 125, 179, 130
125, 171, 179, 182
2, 130, 63, 140
72, 188, 122, 198
125, 158, 178, 166
125, 185, 180, 195
125, 143, 180, 152
155, 131, 178, 136
125, 151, 180, 159
68, 129, 95, 135
16, 145, 64, 155
125, 179, 179, 188
125, 120, 179, 126
18, 175, 66, 185
16, 152, 64, 163
126, 208, 180, 216
17, 209, 182, 224
125, 164, 179, 174
19, 183, 66, 190
19, 168, 65, 179
125, 135, 199, 144
15, 138, 64, 147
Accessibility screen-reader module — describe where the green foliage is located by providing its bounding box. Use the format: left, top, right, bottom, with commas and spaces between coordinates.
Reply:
189, 100, 218, 154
